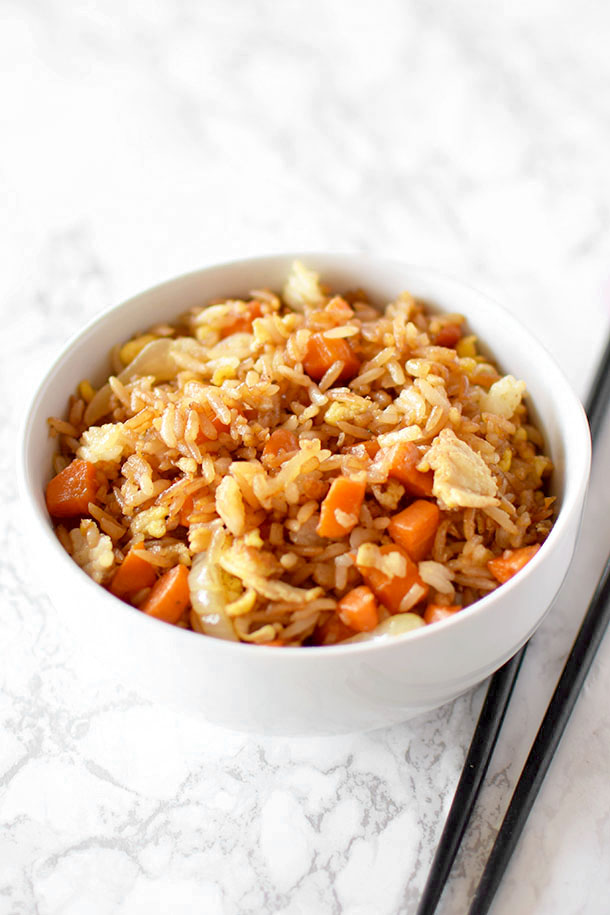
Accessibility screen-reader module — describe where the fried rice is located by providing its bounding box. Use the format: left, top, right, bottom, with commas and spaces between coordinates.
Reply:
45, 262, 555, 646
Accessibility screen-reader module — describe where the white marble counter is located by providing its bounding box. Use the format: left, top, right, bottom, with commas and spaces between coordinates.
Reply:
2, 2, 610, 913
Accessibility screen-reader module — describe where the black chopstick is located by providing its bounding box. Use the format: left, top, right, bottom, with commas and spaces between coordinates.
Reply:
415, 650, 526, 915
468, 552, 610, 915
416, 332, 610, 915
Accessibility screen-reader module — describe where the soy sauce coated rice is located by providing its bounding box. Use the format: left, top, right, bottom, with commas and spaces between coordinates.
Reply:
46, 262, 554, 646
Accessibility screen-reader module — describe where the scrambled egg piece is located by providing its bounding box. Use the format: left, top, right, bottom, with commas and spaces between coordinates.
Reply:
130, 505, 169, 539
77, 422, 129, 464
69, 519, 115, 583
423, 428, 499, 509
480, 375, 526, 419
325, 395, 371, 427
216, 476, 246, 537
225, 587, 257, 618
282, 260, 325, 311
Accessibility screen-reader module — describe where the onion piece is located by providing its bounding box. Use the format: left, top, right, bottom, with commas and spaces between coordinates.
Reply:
84, 337, 206, 425
188, 523, 239, 641
344, 612, 425, 643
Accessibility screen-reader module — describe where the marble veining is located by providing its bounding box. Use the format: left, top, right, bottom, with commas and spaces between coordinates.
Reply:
2, 1, 610, 913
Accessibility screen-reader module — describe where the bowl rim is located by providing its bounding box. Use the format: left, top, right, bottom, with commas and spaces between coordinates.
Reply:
17, 251, 592, 661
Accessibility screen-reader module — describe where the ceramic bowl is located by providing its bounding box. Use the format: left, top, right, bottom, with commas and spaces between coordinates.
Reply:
18, 254, 591, 735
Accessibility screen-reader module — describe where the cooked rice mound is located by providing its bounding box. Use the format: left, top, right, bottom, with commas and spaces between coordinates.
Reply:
47, 262, 555, 646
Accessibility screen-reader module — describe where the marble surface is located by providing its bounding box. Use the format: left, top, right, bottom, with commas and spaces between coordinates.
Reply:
2, 1, 610, 912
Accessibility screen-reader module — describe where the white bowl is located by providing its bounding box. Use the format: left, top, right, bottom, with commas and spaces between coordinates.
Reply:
18, 254, 591, 736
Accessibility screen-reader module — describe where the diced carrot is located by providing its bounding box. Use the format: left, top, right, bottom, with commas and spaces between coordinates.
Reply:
262, 429, 299, 463
356, 544, 429, 614
344, 439, 380, 460
312, 613, 354, 645
385, 442, 434, 497
435, 324, 462, 348
45, 459, 98, 518
337, 586, 379, 632
324, 297, 354, 324
259, 639, 285, 647
388, 500, 441, 562
220, 301, 263, 338
110, 544, 157, 598
179, 494, 194, 527
317, 476, 366, 538
303, 332, 360, 384
140, 563, 191, 624
488, 544, 541, 584
424, 604, 462, 624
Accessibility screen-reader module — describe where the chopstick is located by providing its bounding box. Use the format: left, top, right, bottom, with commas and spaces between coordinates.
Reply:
416, 332, 610, 915
468, 552, 610, 915
415, 649, 527, 915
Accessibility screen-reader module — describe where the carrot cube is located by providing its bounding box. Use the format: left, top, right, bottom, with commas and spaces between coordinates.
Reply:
262, 429, 299, 463
110, 544, 157, 598
303, 332, 360, 384
45, 459, 98, 518
140, 563, 191, 624
337, 585, 379, 632
220, 301, 263, 338
423, 604, 461, 624
317, 476, 366, 539
385, 442, 434, 497
356, 544, 428, 614
388, 499, 440, 562
488, 544, 541, 584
